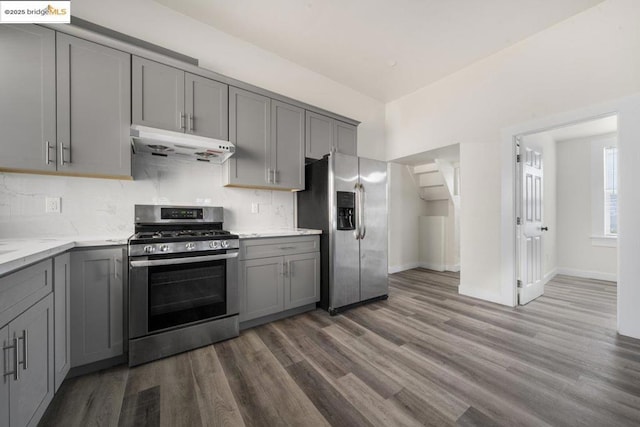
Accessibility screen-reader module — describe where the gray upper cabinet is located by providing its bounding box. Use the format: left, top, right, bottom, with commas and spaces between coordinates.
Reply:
0, 25, 56, 172
271, 100, 304, 190
56, 34, 131, 177
53, 253, 71, 392
305, 111, 333, 160
334, 121, 357, 157
70, 248, 125, 368
225, 87, 271, 187
305, 111, 357, 159
133, 56, 229, 140
185, 73, 229, 139
132, 56, 185, 132
225, 88, 304, 190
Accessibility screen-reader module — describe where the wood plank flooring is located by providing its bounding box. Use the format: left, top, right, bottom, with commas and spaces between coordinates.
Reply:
39, 270, 640, 426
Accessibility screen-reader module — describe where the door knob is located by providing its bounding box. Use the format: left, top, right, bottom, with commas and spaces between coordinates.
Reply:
541, 226, 549, 231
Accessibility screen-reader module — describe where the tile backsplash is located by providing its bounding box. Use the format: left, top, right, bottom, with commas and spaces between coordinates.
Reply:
0, 153, 295, 238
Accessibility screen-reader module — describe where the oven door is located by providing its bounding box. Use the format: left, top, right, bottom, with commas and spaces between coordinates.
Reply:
129, 249, 239, 339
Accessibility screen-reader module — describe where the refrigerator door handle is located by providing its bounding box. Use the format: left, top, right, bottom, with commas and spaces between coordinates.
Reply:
354, 182, 361, 240
359, 183, 366, 239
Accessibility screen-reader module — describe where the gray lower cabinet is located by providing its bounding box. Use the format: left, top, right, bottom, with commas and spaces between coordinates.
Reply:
0, 323, 8, 427
8, 294, 54, 427
239, 236, 320, 324
70, 248, 125, 367
133, 56, 229, 139
284, 252, 320, 309
0, 25, 56, 172
225, 87, 304, 190
53, 254, 70, 391
0, 294, 54, 427
56, 34, 131, 177
305, 111, 357, 159
240, 257, 284, 321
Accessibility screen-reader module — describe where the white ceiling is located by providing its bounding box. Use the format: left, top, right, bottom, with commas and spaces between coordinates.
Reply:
154, 0, 604, 102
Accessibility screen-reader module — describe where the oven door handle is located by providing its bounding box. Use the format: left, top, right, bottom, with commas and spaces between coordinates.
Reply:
130, 251, 239, 267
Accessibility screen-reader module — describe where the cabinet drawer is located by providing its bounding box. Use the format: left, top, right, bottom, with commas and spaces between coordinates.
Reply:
239, 236, 319, 260
0, 260, 52, 328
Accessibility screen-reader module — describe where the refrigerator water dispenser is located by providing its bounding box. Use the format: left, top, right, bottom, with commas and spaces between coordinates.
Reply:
336, 191, 355, 230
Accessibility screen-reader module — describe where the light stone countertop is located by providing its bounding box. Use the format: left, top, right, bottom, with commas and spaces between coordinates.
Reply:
0, 236, 130, 277
230, 228, 322, 239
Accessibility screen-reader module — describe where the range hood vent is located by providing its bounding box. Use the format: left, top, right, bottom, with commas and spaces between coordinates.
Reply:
130, 125, 235, 164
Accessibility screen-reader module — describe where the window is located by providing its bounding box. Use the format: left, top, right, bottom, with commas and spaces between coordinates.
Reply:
604, 147, 618, 235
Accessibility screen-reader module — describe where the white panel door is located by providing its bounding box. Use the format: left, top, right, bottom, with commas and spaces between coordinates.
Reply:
519, 142, 545, 304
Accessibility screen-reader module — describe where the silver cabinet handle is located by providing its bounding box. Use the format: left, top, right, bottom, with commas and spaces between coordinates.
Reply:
130, 251, 238, 268
278, 246, 296, 250
18, 330, 27, 371
3, 337, 19, 381
188, 114, 194, 132
179, 112, 186, 130
266, 168, 274, 184
354, 183, 361, 240
287, 260, 292, 277
282, 260, 288, 277
274, 170, 279, 184
359, 183, 366, 239
114, 257, 122, 280
59, 142, 69, 166
45, 141, 55, 165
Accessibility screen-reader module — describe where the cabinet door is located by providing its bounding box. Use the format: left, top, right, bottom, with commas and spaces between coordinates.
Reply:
284, 252, 320, 310
334, 121, 357, 156
9, 294, 54, 427
57, 34, 131, 177
0, 324, 8, 427
225, 87, 271, 187
239, 257, 283, 322
70, 248, 124, 367
305, 111, 333, 160
0, 25, 56, 172
184, 73, 229, 140
271, 100, 305, 190
53, 253, 70, 391
132, 56, 185, 132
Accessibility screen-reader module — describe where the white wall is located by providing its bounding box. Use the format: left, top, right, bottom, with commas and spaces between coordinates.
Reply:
388, 163, 429, 273
0, 154, 294, 238
556, 135, 617, 280
73, 0, 386, 160
384, 0, 640, 327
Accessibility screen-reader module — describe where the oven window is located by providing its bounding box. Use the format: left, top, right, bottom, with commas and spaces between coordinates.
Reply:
147, 259, 227, 332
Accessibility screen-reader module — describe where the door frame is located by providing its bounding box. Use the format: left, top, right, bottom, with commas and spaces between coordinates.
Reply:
500, 100, 628, 308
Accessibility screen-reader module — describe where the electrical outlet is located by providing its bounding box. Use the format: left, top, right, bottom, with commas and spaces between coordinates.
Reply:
251, 203, 259, 214
45, 197, 61, 214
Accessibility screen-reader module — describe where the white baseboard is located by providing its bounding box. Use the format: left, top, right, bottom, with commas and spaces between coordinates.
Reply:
556, 267, 617, 282
458, 284, 511, 306
446, 264, 460, 272
419, 262, 445, 272
542, 268, 557, 286
388, 262, 420, 274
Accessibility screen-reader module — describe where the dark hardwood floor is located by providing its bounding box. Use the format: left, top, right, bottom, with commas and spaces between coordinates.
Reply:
40, 269, 640, 426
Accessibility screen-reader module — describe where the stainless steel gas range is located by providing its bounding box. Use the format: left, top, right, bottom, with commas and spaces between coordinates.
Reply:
127, 205, 239, 366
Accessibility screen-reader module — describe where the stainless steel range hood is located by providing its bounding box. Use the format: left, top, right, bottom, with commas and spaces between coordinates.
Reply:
130, 125, 235, 164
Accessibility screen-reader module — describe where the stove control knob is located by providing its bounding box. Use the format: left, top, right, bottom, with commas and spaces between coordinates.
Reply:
144, 245, 154, 253
186, 242, 196, 250
221, 240, 230, 248
160, 244, 169, 252
209, 241, 220, 249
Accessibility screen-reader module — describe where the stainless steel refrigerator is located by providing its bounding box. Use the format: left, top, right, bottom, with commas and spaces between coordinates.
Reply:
297, 152, 388, 315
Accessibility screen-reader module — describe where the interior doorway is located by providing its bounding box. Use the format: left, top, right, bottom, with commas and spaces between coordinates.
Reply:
387, 144, 461, 277
514, 114, 618, 306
